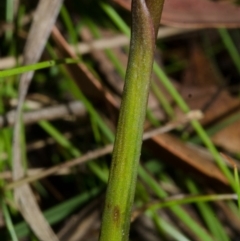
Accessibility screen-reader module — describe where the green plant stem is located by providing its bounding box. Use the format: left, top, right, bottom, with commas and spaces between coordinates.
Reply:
100, 2, 174, 118
99, 1, 164, 240
100, 1, 236, 191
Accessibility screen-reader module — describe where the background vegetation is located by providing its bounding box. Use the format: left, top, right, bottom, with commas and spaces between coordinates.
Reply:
0, 0, 240, 240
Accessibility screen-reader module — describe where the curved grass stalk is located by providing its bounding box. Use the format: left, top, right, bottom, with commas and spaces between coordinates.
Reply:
99, 1, 165, 240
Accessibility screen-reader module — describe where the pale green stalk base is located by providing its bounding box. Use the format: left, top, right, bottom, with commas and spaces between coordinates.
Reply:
99, 0, 164, 240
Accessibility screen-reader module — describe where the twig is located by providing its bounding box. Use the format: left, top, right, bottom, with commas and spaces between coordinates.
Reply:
0, 101, 86, 128
0, 27, 196, 69
5, 111, 202, 190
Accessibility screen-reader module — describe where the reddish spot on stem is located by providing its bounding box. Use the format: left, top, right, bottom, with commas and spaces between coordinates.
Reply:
113, 205, 121, 226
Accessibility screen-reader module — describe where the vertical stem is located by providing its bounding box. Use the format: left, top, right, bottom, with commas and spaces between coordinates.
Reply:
99, 1, 164, 240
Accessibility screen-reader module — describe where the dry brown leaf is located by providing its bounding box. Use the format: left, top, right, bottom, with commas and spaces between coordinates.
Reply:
15, 185, 59, 241
176, 44, 240, 126
178, 86, 240, 126
182, 44, 223, 87
212, 118, 240, 153
145, 133, 229, 187
114, 0, 240, 28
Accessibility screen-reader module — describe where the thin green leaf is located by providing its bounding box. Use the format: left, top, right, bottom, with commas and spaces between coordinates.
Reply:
0, 58, 80, 78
